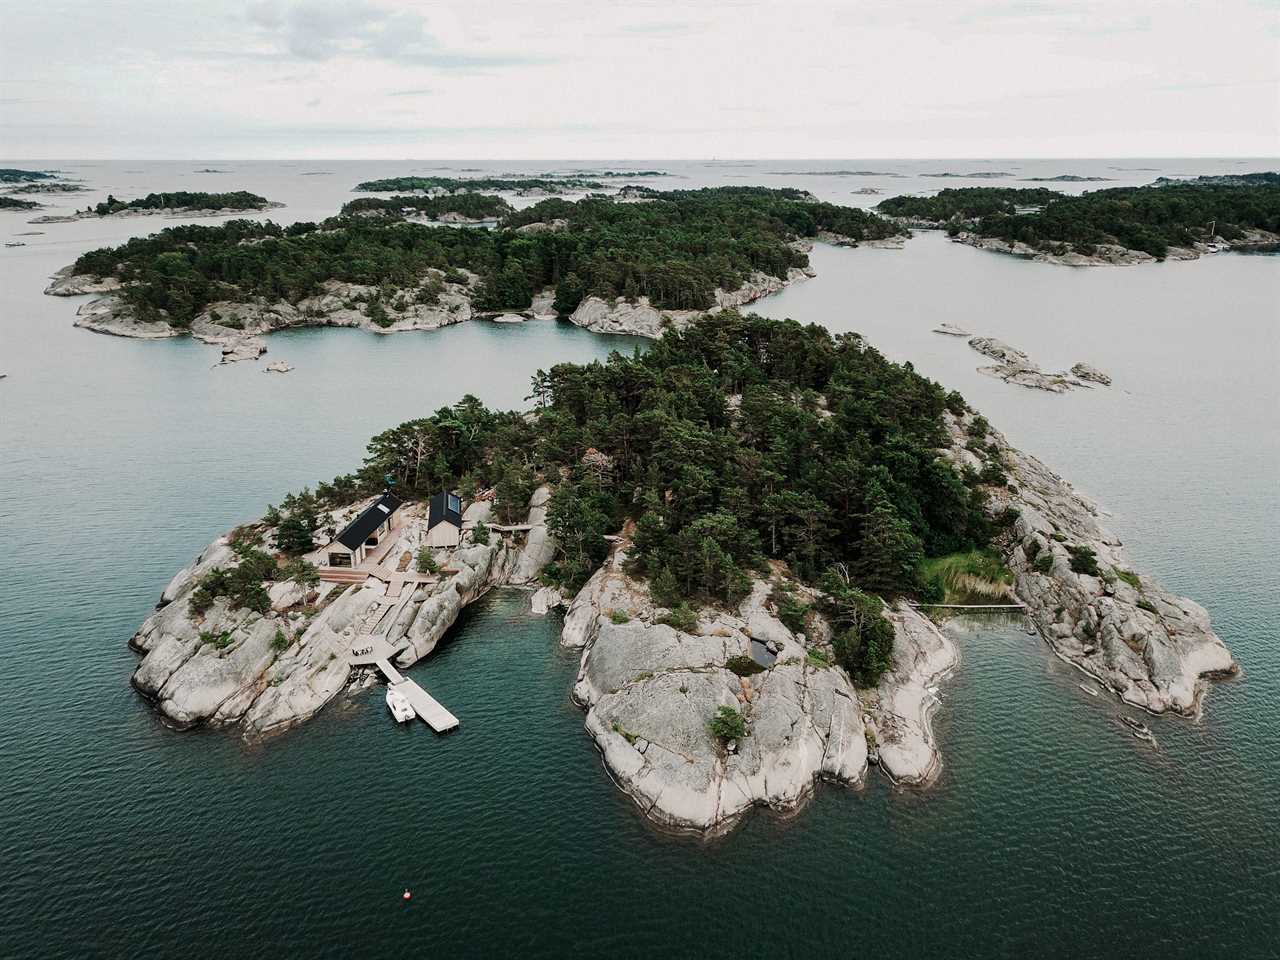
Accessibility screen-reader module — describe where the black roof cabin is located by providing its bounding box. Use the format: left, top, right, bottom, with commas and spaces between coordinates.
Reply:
336, 492, 403, 549
428, 491, 463, 531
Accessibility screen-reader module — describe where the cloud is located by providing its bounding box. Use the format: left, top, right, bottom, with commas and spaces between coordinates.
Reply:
244, 0, 543, 68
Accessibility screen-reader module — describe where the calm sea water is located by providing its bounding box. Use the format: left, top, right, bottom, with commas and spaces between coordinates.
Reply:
1, 159, 1277, 958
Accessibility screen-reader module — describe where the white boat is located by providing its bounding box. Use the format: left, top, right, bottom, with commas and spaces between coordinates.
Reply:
1079, 682, 1100, 696
386, 687, 416, 723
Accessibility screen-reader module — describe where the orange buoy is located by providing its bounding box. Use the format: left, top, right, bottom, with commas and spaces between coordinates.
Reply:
402, 889, 412, 901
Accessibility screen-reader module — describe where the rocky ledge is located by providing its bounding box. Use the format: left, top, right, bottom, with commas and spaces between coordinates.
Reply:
557, 538, 956, 836
944, 413, 1236, 715
568, 267, 815, 339
129, 487, 555, 736
966, 337, 1110, 393
952, 227, 1280, 266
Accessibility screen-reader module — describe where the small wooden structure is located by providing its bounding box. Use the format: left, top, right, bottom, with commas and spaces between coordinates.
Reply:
323, 492, 402, 567
425, 490, 463, 548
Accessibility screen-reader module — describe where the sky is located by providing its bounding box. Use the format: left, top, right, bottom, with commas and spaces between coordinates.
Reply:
1, 0, 1277, 159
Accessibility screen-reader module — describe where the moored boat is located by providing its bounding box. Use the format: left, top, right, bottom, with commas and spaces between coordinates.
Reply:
1079, 682, 1100, 696
386, 687, 416, 723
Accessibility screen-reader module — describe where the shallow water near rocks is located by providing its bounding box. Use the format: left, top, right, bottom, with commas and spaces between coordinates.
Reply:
1, 159, 1277, 957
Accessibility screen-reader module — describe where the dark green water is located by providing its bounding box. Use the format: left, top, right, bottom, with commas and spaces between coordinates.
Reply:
2, 160, 1277, 957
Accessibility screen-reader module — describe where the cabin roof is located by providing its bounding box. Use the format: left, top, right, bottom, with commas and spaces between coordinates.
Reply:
427, 491, 463, 531
335, 492, 402, 549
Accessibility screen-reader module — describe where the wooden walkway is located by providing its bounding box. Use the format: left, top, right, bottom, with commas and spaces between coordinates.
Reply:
377, 659, 460, 733
908, 602, 1027, 610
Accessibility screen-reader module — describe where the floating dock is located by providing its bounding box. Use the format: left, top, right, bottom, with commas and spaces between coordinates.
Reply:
375, 658, 460, 733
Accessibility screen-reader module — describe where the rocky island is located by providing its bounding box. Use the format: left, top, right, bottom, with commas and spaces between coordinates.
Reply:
31, 190, 282, 223
43, 187, 903, 353
878, 179, 1280, 264
129, 312, 1235, 836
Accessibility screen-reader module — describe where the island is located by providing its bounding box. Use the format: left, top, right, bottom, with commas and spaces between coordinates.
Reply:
0, 167, 61, 183
878, 178, 1280, 263
339, 192, 513, 222
31, 190, 282, 223
1, 196, 42, 211
129, 311, 1235, 836
353, 175, 608, 196
44, 187, 904, 350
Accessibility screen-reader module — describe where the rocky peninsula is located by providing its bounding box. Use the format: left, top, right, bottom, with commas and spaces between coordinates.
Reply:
31, 190, 282, 224
131, 488, 555, 734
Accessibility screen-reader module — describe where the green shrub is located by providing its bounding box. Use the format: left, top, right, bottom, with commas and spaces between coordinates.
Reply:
659, 603, 698, 633
1067, 545, 1101, 577
271, 628, 290, 652
199, 630, 234, 649
280, 557, 319, 586
650, 566, 682, 608
709, 705, 748, 743
1137, 598, 1159, 614
726, 654, 765, 677
770, 583, 809, 634
416, 547, 440, 574
1033, 553, 1054, 574
968, 415, 990, 438
609, 608, 631, 624
805, 648, 831, 668
472, 520, 490, 545
1114, 568, 1141, 590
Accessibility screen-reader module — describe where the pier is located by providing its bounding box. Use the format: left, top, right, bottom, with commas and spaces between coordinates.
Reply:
350, 635, 460, 733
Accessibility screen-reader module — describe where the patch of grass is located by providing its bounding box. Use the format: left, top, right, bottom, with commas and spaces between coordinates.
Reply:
199, 630, 234, 649
769, 582, 809, 634
1137, 598, 1159, 615
805, 648, 831, 668
1033, 553, 1054, 574
609, 608, 631, 625
919, 550, 1014, 603
709, 705, 748, 743
726, 654, 765, 677
1114, 568, 1142, 590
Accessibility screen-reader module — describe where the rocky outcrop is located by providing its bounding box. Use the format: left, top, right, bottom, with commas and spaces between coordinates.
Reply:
510, 485, 556, 584
944, 412, 1236, 716
933, 322, 970, 337
966, 337, 1108, 393
31, 201, 284, 225
564, 542, 870, 835
863, 604, 958, 784
568, 267, 815, 340
44, 266, 122, 297
1070, 362, 1111, 386
129, 487, 558, 737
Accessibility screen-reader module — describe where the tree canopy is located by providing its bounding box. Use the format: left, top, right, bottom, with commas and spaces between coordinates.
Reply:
72, 187, 903, 326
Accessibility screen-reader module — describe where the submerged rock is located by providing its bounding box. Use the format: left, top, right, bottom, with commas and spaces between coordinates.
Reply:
1070, 362, 1112, 385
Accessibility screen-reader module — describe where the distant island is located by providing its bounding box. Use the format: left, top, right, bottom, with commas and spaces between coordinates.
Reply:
1022, 175, 1113, 182
354, 176, 608, 195
1, 196, 42, 211
0, 167, 60, 183
46, 186, 903, 346
127, 312, 1235, 834
32, 190, 281, 224
878, 179, 1280, 264
768, 170, 904, 177
339, 193, 513, 222
920, 171, 1014, 178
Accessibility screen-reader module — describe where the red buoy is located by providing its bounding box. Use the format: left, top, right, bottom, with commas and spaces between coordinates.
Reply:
403, 889, 412, 901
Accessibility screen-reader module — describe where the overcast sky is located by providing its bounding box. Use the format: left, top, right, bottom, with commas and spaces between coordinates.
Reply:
2, 0, 1277, 159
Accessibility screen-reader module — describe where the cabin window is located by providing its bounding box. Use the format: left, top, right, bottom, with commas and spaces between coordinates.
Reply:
365, 535, 379, 547
328, 553, 353, 567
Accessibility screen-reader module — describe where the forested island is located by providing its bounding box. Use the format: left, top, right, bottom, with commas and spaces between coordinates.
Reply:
0, 167, 60, 183
47, 187, 903, 342
354, 176, 607, 195
86, 190, 275, 216
339, 193, 513, 221
1, 196, 42, 211
128, 312, 1235, 834
879, 179, 1280, 263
